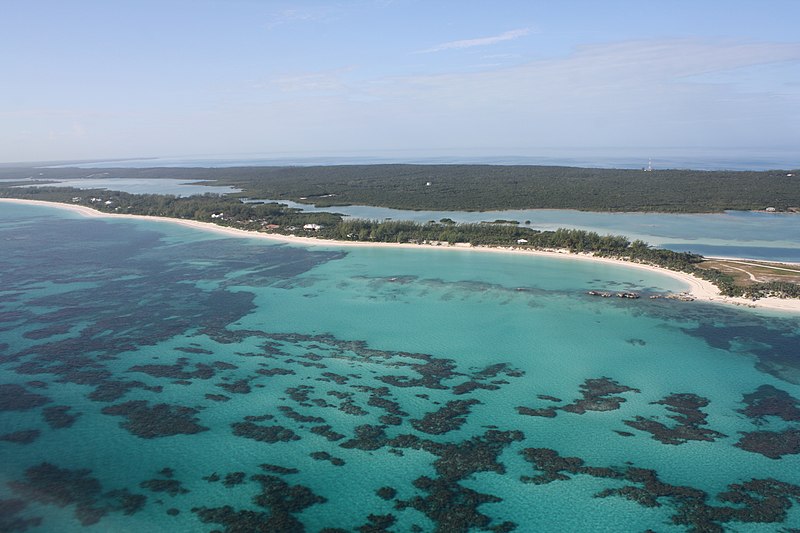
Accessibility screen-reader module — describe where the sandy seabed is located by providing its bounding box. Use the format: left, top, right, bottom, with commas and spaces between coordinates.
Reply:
3, 198, 798, 315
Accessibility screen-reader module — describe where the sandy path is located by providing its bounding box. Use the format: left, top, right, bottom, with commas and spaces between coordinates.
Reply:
725, 265, 760, 282
725, 260, 800, 274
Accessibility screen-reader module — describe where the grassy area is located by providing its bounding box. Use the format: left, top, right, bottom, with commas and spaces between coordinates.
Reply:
697, 259, 800, 286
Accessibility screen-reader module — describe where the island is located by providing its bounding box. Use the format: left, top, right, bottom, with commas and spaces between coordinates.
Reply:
1, 163, 799, 311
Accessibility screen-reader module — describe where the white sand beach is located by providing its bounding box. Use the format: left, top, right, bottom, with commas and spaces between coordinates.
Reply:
3, 198, 799, 314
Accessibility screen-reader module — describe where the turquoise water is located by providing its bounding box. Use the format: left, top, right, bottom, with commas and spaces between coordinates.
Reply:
1, 203, 800, 532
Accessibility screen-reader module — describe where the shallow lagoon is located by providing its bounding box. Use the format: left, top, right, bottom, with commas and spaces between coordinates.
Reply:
1, 203, 800, 532
12, 177, 239, 196
266, 200, 800, 263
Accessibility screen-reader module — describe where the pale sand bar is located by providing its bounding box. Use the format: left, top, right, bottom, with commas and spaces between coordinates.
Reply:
3, 198, 799, 315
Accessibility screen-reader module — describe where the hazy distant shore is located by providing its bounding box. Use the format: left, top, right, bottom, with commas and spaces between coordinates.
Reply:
4, 198, 798, 314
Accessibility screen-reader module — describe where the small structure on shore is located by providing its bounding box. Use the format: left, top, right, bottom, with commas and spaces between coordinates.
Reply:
303, 223, 322, 231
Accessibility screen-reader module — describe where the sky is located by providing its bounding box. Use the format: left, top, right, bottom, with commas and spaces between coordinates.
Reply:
1, 0, 799, 163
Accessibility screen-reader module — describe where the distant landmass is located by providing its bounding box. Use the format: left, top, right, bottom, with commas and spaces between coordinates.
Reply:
1, 163, 797, 213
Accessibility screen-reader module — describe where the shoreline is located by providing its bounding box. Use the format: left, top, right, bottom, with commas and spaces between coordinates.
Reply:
3, 198, 799, 315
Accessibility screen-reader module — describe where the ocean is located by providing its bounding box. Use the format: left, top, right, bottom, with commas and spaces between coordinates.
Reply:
49, 149, 799, 171
1, 202, 800, 532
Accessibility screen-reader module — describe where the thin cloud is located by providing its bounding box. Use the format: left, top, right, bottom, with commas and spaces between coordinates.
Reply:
265, 7, 337, 30
273, 72, 346, 93
420, 28, 530, 53
260, 66, 357, 94
392, 40, 800, 103
351, 39, 800, 150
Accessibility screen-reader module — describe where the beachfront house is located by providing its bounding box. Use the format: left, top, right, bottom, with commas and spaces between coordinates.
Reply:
303, 223, 322, 231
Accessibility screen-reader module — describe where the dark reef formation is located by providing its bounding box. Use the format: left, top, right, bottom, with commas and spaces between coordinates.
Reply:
231, 421, 301, 443
223, 472, 247, 487
101, 401, 209, 438
140, 478, 189, 497
739, 384, 800, 422
392, 430, 523, 532
734, 385, 800, 458
376, 486, 397, 500
0, 430, 40, 445
517, 377, 639, 418
192, 474, 326, 532
128, 358, 217, 380
410, 399, 481, 435
623, 393, 726, 445
259, 464, 300, 475
9, 463, 146, 526
735, 429, 800, 459
0, 384, 50, 411
42, 405, 80, 429
310, 451, 345, 466
0, 498, 43, 532
520, 447, 800, 532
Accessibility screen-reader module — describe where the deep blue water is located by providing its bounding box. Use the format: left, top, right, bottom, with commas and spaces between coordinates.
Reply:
1, 202, 800, 532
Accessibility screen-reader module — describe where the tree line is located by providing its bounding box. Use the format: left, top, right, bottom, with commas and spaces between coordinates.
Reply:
3, 185, 797, 300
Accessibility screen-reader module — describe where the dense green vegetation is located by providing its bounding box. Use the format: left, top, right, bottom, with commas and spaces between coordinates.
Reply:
1, 163, 798, 212
0, 186, 343, 228
2, 185, 798, 300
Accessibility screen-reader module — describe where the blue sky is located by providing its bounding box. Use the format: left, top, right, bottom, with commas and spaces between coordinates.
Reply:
1, 0, 799, 163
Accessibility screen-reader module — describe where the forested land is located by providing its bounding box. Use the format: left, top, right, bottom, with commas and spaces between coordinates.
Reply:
3, 185, 798, 300
1, 163, 798, 212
